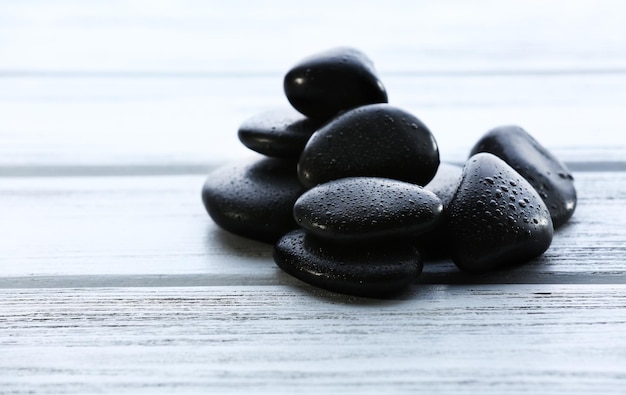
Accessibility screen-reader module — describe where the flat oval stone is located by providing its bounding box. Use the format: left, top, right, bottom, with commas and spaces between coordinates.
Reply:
201, 157, 305, 243
294, 177, 443, 242
274, 229, 422, 297
470, 125, 576, 228
298, 103, 440, 189
447, 153, 554, 273
284, 47, 388, 121
417, 163, 463, 256
237, 108, 325, 158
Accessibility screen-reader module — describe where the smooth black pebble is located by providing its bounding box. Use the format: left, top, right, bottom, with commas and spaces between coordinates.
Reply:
424, 162, 464, 209
417, 162, 463, 256
470, 125, 576, 228
284, 47, 388, 121
447, 153, 554, 273
294, 177, 442, 242
237, 108, 325, 158
274, 229, 422, 297
298, 103, 440, 188
201, 157, 305, 243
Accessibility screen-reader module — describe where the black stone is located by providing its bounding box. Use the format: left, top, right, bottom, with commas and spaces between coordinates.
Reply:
237, 108, 325, 158
447, 153, 554, 273
424, 162, 463, 208
470, 125, 576, 228
417, 163, 463, 257
274, 229, 422, 297
294, 177, 442, 242
201, 157, 305, 243
284, 47, 388, 121
298, 103, 440, 189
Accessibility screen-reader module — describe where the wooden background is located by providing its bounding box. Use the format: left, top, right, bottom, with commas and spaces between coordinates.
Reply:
1, 1, 626, 393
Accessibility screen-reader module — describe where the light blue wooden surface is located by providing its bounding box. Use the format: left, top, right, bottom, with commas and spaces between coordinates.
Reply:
1, 2, 626, 394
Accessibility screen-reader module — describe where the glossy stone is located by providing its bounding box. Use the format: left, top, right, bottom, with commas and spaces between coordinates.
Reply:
201, 157, 305, 243
447, 153, 554, 273
237, 108, 325, 158
284, 47, 388, 121
298, 103, 440, 189
424, 162, 463, 208
274, 229, 422, 297
470, 125, 576, 228
417, 163, 463, 256
294, 177, 442, 242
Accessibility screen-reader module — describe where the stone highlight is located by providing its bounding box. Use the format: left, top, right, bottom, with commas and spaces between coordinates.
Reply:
294, 177, 442, 242
298, 103, 440, 189
284, 47, 388, 121
447, 153, 554, 272
274, 229, 422, 297
470, 125, 576, 228
201, 157, 305, 243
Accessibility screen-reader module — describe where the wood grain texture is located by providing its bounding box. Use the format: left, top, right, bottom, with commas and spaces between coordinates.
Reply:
2, 2, 626, 393
0, 171, 624, 286
1, 3, 626, 167
2, 73, 626, 167
1, 285, 625, 394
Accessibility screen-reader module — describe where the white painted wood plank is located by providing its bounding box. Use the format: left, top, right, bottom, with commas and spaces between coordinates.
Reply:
0, 171, 624, 285
1, 1, 626, 73
1, 73, 625, 167
1, 4, 624, 394
0, 175, 272, 278
0, 285, 624, 394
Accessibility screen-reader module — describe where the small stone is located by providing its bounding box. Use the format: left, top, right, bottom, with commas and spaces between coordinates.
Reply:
238, 108, 325, 158
294, 177, 442, 242
424, 162, 464, 208
274, 229, 422, 297
470, 125, 577, 228
447, 153, 554, 273
298, 103, 440, 188
417, 162, 463, 256
284, 47, 388, 121
201, 157, 305, 243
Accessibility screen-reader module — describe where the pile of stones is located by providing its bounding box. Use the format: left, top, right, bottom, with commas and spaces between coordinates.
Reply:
201, 47, 577, 298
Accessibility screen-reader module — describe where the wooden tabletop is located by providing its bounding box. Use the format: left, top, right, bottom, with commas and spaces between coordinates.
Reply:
2, 2, 626, 393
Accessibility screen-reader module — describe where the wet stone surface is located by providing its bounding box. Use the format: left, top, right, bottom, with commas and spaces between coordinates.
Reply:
294, 177, 443, 242
201, 157, 305, 243
274, 229, 423, 297
470, 125, 577, 228
417, 162, 464, 256
237, 108, 325, 158
424, 162, 464, 208
284, 46, 388, 121
447, 153, 554, 273
200, 47, 580, 298
298, 103, 440, 189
